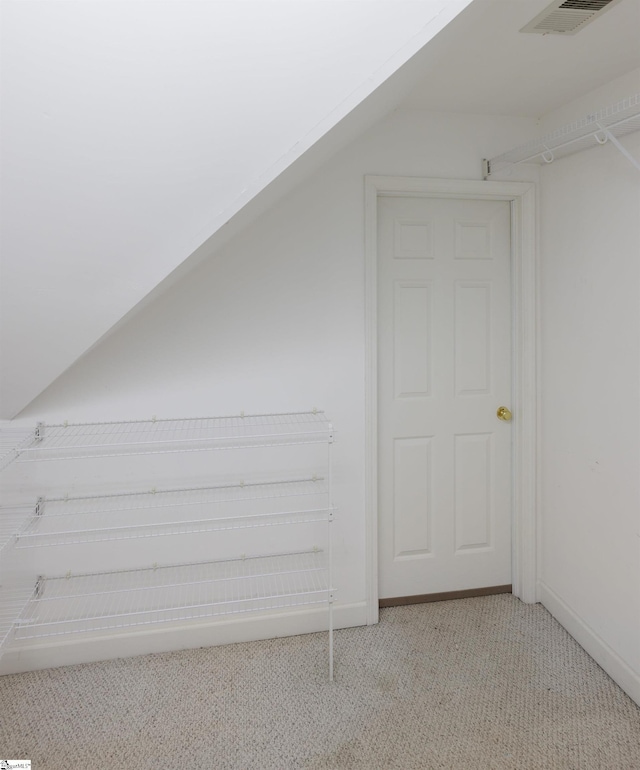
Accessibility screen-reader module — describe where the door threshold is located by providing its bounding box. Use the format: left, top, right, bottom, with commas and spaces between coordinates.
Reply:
379, 584, 512, 608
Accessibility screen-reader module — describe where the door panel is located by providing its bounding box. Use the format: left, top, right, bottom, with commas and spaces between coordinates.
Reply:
378, 196, 512, 599
394, 281, 432, 398
393, 435, 433, 559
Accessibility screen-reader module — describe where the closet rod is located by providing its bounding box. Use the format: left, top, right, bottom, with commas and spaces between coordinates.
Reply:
483, 94, 640, 178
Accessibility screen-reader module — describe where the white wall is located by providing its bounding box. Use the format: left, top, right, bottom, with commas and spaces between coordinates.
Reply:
2, 108, 537, 671
0, 0, 472, 419
538, 69, 640, 704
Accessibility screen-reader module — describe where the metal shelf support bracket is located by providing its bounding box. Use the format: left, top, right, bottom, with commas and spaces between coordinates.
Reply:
595, 122, 640, 173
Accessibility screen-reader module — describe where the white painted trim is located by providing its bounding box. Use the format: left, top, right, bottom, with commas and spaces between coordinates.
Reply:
0, 602, 367, 675
539, 582, 640, 707
510, 184, 539, 604
365, 179, 380, 626
364, 176, 538, 620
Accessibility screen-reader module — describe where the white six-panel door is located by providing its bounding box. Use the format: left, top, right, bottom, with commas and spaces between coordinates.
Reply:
378, 195, 512, 599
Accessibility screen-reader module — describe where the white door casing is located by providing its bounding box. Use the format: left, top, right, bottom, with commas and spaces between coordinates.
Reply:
364, 177, 537, 624
377, 195, 512, 599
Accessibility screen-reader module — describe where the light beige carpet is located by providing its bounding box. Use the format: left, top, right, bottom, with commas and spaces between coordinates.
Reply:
1, 595, 639, 769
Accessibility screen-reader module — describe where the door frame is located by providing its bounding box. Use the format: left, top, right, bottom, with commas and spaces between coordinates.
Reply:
364, 176, 537, 624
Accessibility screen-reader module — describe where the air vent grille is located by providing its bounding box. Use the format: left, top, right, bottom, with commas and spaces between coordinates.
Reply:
520, 0, 621, 34
532, 10, 596, 31
559, 0, 614, 9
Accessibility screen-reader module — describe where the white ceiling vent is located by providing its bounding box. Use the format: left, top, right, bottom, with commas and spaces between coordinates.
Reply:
520, 0, 624, 34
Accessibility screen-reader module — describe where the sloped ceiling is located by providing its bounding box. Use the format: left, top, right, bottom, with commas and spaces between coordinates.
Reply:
0, 0, 472, 419
400, 0, 640, 116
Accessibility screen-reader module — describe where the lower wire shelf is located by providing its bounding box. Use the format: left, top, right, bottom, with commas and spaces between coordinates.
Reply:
13, 550, 334, 648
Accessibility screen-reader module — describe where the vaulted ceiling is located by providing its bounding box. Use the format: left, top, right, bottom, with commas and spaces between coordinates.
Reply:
0, 0, 472, 419
2, 0, 639, 419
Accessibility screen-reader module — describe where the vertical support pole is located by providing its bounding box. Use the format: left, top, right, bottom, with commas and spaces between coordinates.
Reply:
328, 426, 334, 682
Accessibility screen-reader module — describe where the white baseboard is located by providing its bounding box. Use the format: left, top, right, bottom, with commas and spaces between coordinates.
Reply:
539, 581, 640, 707
0, 602, 368, 675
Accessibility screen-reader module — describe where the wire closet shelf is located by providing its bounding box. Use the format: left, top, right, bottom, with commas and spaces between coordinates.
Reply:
484, 94, 640, 177
1, 410, 334, 464
13, 550, 332, 642
0, 477, 333, 551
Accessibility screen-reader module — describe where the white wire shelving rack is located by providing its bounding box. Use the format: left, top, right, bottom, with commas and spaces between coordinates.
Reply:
484, 94, 640, 178
0, 411, 337, 679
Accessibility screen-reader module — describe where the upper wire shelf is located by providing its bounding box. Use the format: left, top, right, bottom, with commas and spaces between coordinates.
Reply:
1, 477, 332, 550
4, 411, 334, 465
13, 550, 331, 642
485, 94, 640, 176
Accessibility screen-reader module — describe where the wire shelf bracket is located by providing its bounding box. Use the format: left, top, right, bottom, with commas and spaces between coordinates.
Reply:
483, 94, 640, 178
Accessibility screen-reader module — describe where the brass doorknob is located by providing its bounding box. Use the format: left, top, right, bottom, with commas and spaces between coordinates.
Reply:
497, 406, 512, 422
